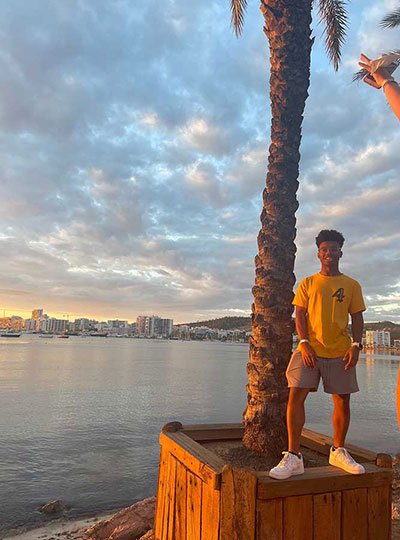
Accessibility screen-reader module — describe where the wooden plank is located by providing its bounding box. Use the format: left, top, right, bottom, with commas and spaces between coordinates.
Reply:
201, 481, 220, 540
181, 423, 376, 461
367, 485, 391, 540
342, 488, 368, 540
160, 431, 224, 489
174, 460, 187, 540
182, 422, 243, 432
220, 465, 257, 540
257, 464, 392, 500
183, 427, 245, 442
187, 471, 202, 540
155, 447, 169, 540
283, 495, 313, 540
301, 428, 376, 462
376, 453, 393, 469
182, 422, 244, 442
313, 492, 341, 540
165, 455, 177, 540
160, 452, 171, 540
256, 499, 282, 540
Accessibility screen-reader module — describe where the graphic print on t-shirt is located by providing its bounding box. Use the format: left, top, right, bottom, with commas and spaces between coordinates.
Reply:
332, 288, 345, 303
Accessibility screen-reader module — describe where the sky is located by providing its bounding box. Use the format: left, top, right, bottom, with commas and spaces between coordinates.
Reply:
0, 0, 399, 324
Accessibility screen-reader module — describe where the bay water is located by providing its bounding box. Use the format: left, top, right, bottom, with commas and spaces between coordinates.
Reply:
0, 336, 398, 531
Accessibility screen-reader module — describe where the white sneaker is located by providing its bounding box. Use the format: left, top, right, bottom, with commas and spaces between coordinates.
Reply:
329, 447, 365, 474
269, 452, 304, 480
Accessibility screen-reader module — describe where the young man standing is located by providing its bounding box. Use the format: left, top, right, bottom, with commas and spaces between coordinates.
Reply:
269, 230, 366, 480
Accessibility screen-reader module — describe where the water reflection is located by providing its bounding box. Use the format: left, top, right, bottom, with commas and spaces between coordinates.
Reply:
0, 337, 398, 532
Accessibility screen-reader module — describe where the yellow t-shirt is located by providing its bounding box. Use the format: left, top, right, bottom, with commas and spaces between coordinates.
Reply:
293, 273, 366, 358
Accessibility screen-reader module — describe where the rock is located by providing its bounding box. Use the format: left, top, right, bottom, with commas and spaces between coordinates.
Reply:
139, 530, 154, 540
86, 496, 155, 540
40, 500, 66, 514
393, 503, 400, 520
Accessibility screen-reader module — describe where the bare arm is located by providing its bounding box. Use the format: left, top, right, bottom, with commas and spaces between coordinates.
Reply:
343, 311, 364, 370
383, 82, 400, 121
295, 306, 316, 368
351, 311, 364, 343
295, 305, 308, 341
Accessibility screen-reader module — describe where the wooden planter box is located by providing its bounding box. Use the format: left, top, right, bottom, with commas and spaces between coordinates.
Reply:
155, 422, 392, 540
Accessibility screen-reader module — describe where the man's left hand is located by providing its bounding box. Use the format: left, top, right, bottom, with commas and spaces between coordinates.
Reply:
343, 346, 360, 370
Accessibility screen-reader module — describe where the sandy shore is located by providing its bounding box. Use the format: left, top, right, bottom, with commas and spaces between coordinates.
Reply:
1, 511, 118, 540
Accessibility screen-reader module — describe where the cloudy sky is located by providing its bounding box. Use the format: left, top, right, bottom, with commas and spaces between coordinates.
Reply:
0, 0, 399, 323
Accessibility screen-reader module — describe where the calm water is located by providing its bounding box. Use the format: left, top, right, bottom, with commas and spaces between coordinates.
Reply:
0, 336, 398, 531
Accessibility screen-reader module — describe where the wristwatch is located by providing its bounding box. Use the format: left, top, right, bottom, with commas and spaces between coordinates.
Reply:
351, 342, 363, 350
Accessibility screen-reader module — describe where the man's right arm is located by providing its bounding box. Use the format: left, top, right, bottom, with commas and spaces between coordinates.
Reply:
295, 306, 316, 368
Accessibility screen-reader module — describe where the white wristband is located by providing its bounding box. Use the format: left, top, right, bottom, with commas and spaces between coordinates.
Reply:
299, 339, 309, 344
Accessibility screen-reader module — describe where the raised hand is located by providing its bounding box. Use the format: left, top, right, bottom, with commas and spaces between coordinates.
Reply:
359, 53, 393, 88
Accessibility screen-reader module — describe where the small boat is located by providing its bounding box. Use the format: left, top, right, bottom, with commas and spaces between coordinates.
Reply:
39, 334, 54, 338
57, 334, 70, 339
1, 332, 21, 338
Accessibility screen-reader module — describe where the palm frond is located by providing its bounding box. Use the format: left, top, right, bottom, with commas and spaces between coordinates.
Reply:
318, 0, 349, 71
353, 68, 367, 83
380, 7, 400, 29
230, 0, 248, 37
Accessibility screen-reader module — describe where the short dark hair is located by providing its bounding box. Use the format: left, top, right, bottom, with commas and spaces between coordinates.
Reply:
315, 229, 345, 248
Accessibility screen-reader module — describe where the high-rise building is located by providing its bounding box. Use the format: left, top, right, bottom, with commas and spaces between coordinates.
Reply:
32, 309, 44, 320
136, 315, 155, 337
365, 330, 391, 347
31, 309, 46, 331
156, 318, 173, 337
41, 318, 68, 334
25, 319, 37, 332
136, 316, 147, 336
136, 315, 173, 337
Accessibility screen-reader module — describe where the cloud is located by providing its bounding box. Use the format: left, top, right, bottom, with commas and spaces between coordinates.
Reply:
0, 0, 399, 323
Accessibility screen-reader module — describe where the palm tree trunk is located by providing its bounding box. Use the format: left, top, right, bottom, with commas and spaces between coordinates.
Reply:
243, 0, 313, 456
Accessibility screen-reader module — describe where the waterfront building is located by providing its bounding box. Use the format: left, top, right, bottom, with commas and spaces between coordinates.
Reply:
32, 309, 44, 320
72, 318, 95, 332
155, 318, 173, 337
136, 315, 173, 337
130, 322, 137, 335
0, 317, 11, 329
107, 319, 129, 336
25, 318, 37, 332
365, 330, 391, 348
95, 322, 109, 333
136, 316, 147, 336
191, 326, 213, 339
173, 325, 190, 340
41, 318, 68, 334
31, 309, 48, 331
0, 316, 24, 331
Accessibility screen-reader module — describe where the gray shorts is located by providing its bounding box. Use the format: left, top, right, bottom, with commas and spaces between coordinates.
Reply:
286, 350, 359, 395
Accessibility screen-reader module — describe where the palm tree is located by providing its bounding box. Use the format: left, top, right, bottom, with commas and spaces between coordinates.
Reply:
230, 0, 348, 456
381, 6, 400, 28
